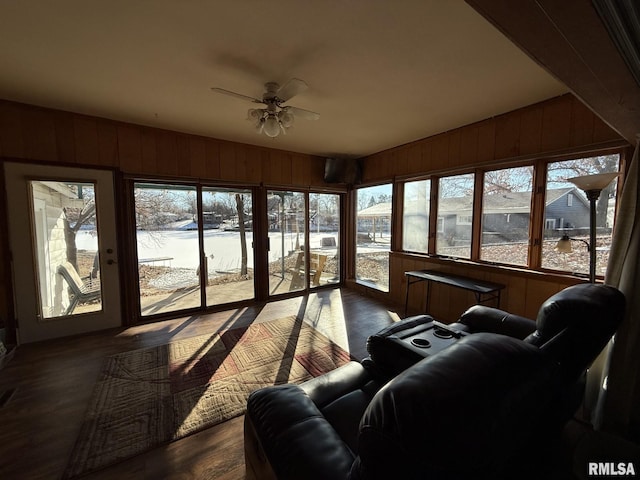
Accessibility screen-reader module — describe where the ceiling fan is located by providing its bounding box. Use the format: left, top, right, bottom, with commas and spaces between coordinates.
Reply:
211, 78, 320, 138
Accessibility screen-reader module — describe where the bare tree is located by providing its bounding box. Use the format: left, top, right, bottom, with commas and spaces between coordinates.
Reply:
547, 155, 619, 227
63, 198, 95, 271
235, 193, 248, 277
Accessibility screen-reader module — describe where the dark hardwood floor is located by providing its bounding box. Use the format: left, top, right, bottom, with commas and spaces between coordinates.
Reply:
0, 288, 400, 480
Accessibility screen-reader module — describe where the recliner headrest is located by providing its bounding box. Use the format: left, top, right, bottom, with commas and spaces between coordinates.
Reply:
353, 333, 559, 480
525, 283, 625, 380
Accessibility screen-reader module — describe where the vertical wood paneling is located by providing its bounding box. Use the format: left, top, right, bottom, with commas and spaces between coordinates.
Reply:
54, 112, 76, 163
541, 96, 572, 152
204, 139, 221, 179
21, 108, 57, 162
477, 119, 496, 163
155, 131, 178, 176
432, 134, 449, 167
421, 140, 433, 171
176, 135, 190, 177
393, 146, 409, 176
188, 137, 207, 178
447, 130, 461, 167
97, 122, 118, 167
140, 128, 157, 173
459, 125, 479, 165
570, 97, 595, 147
406, 144, 421, 173
0, 102, 24, 158
219, 142, 236, 180
117, 125, 143, 173
74, 117, 100, 166
519, 105, 544, 155
593, 115, 621, 143
494, 111, 521, 159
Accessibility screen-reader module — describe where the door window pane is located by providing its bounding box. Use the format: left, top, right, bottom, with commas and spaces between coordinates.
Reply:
542, 155, 620, 276
403, 180, 430, 253
356, 184, 392, 292
436, 174, 474, 258
267, 191, 306, 294
135, 184, 200, 315
309, 193, 340, 287
203, 188, 254, 306
29, 180, 102, 318
480, 166, 533, 266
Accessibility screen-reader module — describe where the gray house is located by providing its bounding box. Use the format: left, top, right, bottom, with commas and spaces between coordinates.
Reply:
401, 187, 594, 248
439, 187, 591, 245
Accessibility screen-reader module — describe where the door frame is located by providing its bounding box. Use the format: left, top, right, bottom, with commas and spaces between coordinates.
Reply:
3, 161, 122, 343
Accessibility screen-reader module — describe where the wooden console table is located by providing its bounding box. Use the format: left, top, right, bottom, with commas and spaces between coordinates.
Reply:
404, 270, 505, 315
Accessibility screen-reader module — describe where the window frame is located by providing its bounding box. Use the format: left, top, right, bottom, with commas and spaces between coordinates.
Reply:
396, 147, 625, 279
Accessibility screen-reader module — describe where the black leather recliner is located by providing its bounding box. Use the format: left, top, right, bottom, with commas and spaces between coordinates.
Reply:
244, 284, 625, 480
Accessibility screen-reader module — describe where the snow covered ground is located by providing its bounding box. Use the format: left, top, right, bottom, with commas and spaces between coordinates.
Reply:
75, 229, 363, 272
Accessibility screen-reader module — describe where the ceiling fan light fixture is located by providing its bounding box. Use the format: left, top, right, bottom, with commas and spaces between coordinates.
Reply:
247, 108, 262, 121
278, 109, 295, 128
212, 78, 319, 139
263, 115, 281, 137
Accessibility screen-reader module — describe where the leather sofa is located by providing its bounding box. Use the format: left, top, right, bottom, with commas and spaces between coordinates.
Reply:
244, 283, 625, 479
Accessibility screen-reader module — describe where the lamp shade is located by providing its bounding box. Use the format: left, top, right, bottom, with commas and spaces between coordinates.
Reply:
556, 235, 573, 253
567, 172, 619, 192
263, 115, 281, 137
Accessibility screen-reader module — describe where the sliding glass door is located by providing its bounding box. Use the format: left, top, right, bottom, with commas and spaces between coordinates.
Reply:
309, 193, 340, 288
134, 182, 255, 317
135, 183, 201, 316
266, 190, 341, 296
203, 187, 254, 306
267, 190, 306, 295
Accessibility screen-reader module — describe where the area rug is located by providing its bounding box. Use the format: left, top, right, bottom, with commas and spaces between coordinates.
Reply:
63, 316, 351, 479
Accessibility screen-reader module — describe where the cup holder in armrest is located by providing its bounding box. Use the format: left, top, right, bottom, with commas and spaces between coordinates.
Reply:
433, 327, 454, 339
411, 338, 431, 348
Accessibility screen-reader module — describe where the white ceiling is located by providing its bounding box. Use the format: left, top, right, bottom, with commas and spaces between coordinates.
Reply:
0, 0, 567, 158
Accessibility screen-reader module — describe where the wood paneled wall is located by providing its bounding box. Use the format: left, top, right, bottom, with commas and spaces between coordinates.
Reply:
351, 94, 627, 322
0, 94, 628, 334
0, 101, 326, 184
0, 100, 329, 337
363, 94, 622, 182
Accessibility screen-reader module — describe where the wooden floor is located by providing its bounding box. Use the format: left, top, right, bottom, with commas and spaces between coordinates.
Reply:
0, 288, 401, 480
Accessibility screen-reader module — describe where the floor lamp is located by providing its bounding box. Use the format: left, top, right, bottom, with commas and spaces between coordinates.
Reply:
556, 172, 619, 283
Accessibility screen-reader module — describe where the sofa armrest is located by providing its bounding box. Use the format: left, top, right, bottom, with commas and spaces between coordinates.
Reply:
453, 305, 535, 339
245, 384, 355, 480
366, 315, 437, 376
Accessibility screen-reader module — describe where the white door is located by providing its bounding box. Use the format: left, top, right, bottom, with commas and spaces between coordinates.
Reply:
4, 162, 122, 343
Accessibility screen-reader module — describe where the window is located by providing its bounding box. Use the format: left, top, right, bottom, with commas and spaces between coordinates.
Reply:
134, 183, 201, 316
436, 174, 474, 258
356, 184, 392, 291
309, 193, 340, 288
267, 190, 306, 294
388, 149, 626, 295
542, 154, 620, 276
402, 179, 430, 253
480, 166, 533, 266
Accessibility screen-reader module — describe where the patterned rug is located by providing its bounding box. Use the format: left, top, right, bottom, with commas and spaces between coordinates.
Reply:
63, 316, 351, 479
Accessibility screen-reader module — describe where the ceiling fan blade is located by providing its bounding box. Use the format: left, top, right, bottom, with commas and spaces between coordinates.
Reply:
211, 87, 263, 103
276, 78, 309, 102
285, 106, 320, 121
